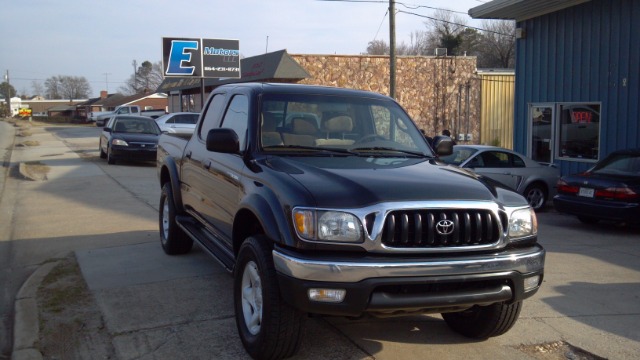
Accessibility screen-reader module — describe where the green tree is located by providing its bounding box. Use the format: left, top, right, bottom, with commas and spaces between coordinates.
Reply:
1, 81, 16, 100
120, 61, 164, 95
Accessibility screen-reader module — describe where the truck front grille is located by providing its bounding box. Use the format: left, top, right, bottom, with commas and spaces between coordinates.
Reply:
380, 209, 501, 248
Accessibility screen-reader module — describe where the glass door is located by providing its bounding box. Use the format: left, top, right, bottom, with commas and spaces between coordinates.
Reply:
528, 104, 554, 164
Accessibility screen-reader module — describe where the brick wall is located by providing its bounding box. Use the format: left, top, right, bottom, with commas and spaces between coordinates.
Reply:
291, 54, 481, 143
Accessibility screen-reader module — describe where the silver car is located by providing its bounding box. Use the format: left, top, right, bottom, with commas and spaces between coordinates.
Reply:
155, 112, 199, 134
439, 145, 560, 211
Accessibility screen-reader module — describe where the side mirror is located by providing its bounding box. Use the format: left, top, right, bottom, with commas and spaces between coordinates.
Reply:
103, 127, 111, 132
432, 135, 454, 156
206, 128, 240, 153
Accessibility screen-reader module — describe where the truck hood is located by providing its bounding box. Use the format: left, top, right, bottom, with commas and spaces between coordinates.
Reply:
264, 156, 526, 208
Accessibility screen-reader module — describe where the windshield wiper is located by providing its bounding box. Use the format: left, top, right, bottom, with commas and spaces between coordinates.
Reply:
350, 147, 431, 158
263, 145, 357, 156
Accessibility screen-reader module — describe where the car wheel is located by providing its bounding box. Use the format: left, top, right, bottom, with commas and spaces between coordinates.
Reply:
234, 236, 303, 360
577, 216, 600, 224
442, 301, 522, 339
106, 146, 115, 165
159, 183, 193, 255
524, 183, 547, 211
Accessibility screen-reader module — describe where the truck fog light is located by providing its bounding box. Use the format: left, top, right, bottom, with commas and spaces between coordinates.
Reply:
308, 288, 346, 303
524, 275, 541, 292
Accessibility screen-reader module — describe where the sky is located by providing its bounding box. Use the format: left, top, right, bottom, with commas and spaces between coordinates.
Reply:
1, 0, 489, 98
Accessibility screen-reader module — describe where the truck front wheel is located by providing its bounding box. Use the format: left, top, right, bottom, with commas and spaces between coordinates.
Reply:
442, 301, 522, 339
234, 236, 303, 360
159, 183, 193, 255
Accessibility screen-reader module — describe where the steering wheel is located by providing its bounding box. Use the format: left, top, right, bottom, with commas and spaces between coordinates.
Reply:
356, 134, 386, 144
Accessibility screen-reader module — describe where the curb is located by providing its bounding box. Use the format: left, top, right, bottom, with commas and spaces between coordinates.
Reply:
12, 261, 61, 360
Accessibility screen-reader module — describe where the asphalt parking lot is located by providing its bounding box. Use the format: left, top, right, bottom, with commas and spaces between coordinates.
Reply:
3, 122, 640, 360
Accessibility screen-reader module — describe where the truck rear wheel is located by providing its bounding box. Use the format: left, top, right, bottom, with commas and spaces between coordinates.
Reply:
159, 183, 193, 255
442, 301, 522, 339
234, 236, 303, 360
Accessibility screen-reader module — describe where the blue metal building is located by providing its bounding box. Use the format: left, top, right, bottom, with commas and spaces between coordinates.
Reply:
470, 0, 640, 175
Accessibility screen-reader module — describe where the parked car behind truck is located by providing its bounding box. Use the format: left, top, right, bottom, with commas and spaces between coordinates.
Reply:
94, 105, 166, 126
156, 83, 545, 360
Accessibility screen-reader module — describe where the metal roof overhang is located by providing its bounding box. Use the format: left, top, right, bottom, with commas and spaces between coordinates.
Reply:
469, 0, 591, 21
157, 49, 310, 94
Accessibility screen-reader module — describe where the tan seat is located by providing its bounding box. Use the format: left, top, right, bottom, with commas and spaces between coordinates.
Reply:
282, 117, 318, 146
261, 112, 283, 147
316, 115, 355, 146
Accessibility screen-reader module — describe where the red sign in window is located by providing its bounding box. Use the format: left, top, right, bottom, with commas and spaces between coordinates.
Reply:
571, 111, 593, 123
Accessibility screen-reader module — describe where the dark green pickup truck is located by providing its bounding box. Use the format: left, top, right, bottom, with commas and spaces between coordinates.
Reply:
157, 83, 545, 360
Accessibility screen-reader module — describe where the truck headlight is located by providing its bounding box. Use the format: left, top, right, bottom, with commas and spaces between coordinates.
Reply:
293, 208, 363, 243
508, 207, 538, 240
112, 139, 129, 146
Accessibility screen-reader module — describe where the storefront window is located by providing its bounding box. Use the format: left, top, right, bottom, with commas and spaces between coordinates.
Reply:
557, 103, 600, 161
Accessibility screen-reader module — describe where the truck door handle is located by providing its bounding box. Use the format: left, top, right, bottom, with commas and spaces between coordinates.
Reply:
185, 151, 192, 159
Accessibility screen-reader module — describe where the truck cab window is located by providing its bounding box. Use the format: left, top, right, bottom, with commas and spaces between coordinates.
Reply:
221, 95, 249, 151
199, 94, 226, 140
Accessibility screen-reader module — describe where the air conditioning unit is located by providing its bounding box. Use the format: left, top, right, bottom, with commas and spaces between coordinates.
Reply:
435, 48, 447, 56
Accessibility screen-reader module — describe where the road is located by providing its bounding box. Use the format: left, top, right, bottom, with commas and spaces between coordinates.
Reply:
2, 122, 640, 359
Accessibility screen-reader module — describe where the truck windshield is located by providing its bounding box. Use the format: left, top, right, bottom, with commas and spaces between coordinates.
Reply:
260, 93, 433, 157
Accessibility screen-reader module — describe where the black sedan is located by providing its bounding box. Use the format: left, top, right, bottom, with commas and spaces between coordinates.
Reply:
553, 148, 640, 224
99, 115, 161, 165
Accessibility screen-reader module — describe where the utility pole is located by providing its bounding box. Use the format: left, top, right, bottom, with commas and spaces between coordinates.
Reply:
103, 72, 112, 92
132, 60, 137, 92
4, 70, 10, 117
389, 0, 396, 99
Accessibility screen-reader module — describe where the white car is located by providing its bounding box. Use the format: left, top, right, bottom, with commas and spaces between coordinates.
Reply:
439, 145, 560, 211
155, 112, 199, 134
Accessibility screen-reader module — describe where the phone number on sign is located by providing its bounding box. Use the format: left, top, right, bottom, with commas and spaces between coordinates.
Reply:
205, 67, 239, 72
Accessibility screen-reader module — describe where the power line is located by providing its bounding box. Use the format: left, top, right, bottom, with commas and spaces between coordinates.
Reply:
373, 8, 389, 41
397, 9, 515, 37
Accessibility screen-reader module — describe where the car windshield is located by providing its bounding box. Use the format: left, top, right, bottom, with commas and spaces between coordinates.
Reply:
259, 93, 433, 157
113, 119, 160, 135
591, 153, 640, 176
439, 146, 479, 165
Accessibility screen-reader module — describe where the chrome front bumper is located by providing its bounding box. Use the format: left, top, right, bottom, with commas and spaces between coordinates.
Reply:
273, 245, 545, 283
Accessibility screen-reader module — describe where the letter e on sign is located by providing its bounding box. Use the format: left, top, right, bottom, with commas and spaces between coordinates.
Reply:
163, 38, 202, 77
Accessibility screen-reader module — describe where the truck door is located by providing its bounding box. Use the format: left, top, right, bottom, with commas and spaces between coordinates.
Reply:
181, 94, 226, 222
200, 94, 249, 245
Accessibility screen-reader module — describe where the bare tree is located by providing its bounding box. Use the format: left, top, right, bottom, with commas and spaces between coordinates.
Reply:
31, 80, 45, 98
424, 9, 470, 55
477, 20, 516, 68
45, 75, 91, 100
365, 39, 390, 55
119, 61, 164, 95
44, 76, 62, 99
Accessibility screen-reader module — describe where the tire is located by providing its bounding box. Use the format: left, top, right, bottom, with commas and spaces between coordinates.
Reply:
99, 140, 107, 159
442, 301, 522, 339
234, 236, 303, 360
524, 183, 547, 211
578, 216, 600, 224
159, 183, 193, 255
107, 146, 115, 165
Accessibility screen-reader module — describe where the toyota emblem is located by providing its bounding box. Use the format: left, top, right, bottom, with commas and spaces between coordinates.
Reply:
436, 219, 454, 235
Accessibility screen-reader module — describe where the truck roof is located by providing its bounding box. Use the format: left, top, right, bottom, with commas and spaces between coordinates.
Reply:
216, 82, 394, 100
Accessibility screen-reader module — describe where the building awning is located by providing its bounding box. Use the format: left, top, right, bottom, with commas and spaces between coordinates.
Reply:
469, 0, 591, 21
157, 49, 310, 93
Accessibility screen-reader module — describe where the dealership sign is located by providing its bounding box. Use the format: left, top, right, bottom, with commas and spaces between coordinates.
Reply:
162, 37, 240, 79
